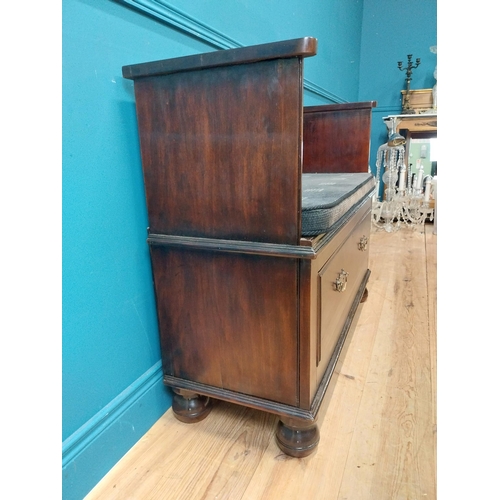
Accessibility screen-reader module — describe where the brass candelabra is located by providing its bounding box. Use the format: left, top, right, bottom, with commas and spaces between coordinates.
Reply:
398, 54, 420, 114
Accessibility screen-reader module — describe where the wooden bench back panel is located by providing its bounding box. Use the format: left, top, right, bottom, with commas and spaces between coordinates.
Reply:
124, 38, 318, 245
303, 102, 376, 174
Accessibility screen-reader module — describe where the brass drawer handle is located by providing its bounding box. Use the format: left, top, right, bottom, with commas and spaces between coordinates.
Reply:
333, 269, 349, 292
358, 235, 368, 251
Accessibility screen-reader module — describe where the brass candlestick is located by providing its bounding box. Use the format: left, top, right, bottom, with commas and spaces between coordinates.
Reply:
398, 54, 420, 114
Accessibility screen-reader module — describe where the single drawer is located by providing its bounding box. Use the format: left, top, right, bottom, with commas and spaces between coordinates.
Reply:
317, 209, 371, 371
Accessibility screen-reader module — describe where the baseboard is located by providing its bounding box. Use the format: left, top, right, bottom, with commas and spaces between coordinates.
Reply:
62, 361, 172, 500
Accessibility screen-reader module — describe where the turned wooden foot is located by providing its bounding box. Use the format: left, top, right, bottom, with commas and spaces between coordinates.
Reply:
276, 417, 320, 458
360, 287, 369, 303
171, 388, 212, 423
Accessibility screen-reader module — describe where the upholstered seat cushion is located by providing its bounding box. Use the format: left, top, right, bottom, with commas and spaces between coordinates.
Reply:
301, 173, 376, 236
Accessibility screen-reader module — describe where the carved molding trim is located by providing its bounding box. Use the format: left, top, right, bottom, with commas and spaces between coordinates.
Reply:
147, 233, 318, 259
163, 374, 316, 422
119, 0, 240, 49
117, 0, 346, 103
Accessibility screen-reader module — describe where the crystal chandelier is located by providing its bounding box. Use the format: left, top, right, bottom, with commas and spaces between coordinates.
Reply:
372, 117, 434, 232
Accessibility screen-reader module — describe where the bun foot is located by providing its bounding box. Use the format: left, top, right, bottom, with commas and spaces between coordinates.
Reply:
171, 388, 212, 423
276, 417, 319, 458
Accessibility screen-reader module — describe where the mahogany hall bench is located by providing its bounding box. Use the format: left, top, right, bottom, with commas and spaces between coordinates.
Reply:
122, 37, 376, 457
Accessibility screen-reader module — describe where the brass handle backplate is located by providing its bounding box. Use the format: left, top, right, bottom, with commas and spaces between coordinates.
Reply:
358, 235, 368, 251
333, 269, 349, 292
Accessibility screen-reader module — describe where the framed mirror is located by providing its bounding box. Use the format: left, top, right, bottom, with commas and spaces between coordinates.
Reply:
395, 114, 437, 185
406, 131, 437, 179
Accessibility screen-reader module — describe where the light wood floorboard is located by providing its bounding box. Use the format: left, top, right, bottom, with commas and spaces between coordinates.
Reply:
86, 223, 437, 500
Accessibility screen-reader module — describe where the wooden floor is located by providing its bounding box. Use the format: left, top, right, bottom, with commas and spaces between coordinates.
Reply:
86, 223, 437, 500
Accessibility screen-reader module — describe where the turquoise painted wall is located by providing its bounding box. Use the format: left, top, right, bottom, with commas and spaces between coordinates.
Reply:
63, 0, 206, 442
170, 0, 364, 102
62, 0, 365, 498
358, 0, 437, 176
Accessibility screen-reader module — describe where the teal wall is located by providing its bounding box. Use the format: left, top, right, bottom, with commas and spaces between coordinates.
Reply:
358, 0, 437, 175
62, 1, 365, 498
169, 0, 364, 102
63, 1, 437, 497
